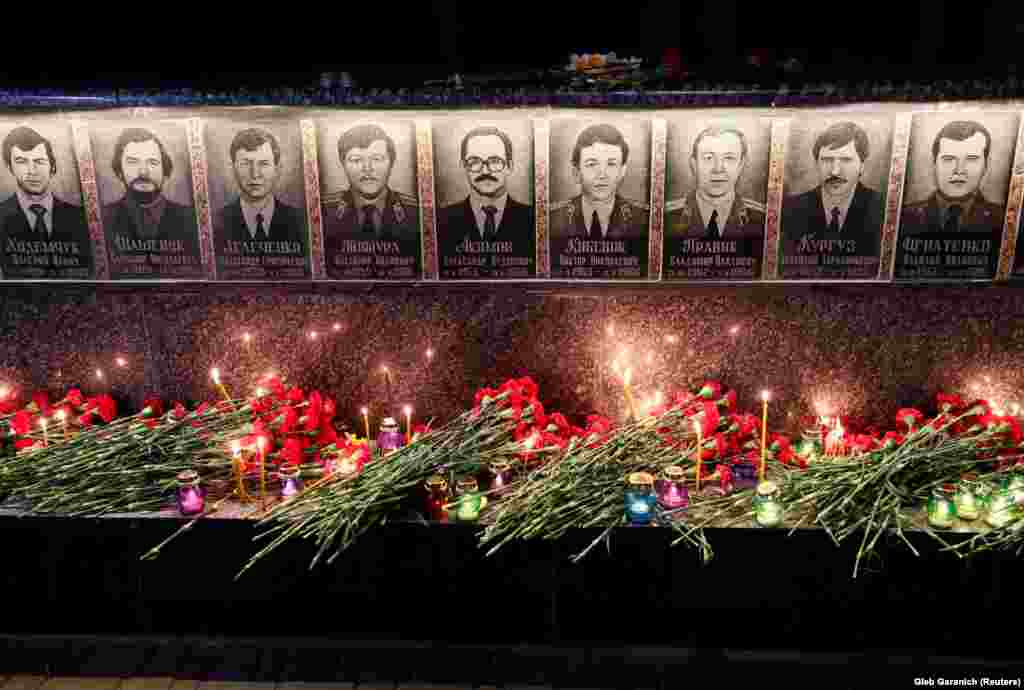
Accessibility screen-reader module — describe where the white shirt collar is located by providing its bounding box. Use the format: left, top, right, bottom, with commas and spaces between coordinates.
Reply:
820, 186, 856, 232
470, 190, 508, 238
581, 196, 615, 237
240, 195, 276, 240
695, 191, 735, 233
16, 189, 54, 234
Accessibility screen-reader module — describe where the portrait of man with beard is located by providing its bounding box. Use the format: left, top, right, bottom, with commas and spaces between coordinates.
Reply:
101, 126, 202, 278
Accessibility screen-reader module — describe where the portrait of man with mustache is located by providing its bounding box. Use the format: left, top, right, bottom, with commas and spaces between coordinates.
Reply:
103, 126, 198, 246
0, 125, 93, 279
781, 120, 883, 259
436, 125, 534, 262
216, 127, 305, 246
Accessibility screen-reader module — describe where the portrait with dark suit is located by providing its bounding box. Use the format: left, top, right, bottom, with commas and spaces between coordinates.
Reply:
208, 124, 309, 279
318, 120, 420, 279
0, 124, 93, 279
549, 119, 650, 280
434, 120, 535, 279
896, 114, 1018, 280
93, 123, 203, 279
780, 119, 891, 279
663, 118, 770, 280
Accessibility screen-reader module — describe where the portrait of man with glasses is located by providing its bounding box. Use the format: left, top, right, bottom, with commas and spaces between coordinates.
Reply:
435, 124, 535, 279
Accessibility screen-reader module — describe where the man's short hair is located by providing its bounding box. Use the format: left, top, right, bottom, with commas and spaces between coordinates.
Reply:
690, 125, 748, 161
3, 126, 57, 175
338, 123, 396, 164
460, 126, 514, 166
572, 123, 629, 167
812, 121, 870, 162
931, 120, 992, 161
230, 128, 281, 165
112, 127, 174, 180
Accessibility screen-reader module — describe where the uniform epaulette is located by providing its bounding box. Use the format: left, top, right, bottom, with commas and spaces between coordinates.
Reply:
664, 197, 688, 213
741, 197, 766, 213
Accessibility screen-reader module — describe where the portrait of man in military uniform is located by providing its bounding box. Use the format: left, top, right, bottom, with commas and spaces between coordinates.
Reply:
0, 124, 93, 279
665, 125, 765, 240
896, 114, 1018, 280
318, 121, 420, 279
433, 119, 535, 279
94, 123, 204, 279
549, 122, 648, 241
780, 119, 891, 279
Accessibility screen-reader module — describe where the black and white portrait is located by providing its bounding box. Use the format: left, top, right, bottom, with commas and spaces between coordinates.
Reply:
206, 120, 309, 279
897, 112, 1019, 280
549, 117, 650, 280
663, 115, 770, 280
91, 121, 203, 279
433, 117, 534, 279
318, 118, 420, 280
0, 120, 93, 279
780, 117, 892, 279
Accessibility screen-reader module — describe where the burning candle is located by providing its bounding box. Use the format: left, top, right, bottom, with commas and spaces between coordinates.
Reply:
489, 461, 512, 495
927, 487, 956, 529
361, 406, 370, 440
404, 405, 412, 444
39, 417, 49, 448
376, 417, 405, 457
175, 470, 205, 516
337, 453, 360, 477
455, 476, 484, 522
760, 390, 770, 481
256, 435, 268, 509
55, 408, 68, 441
279, 465, 304, 498
424, 474, 450, 522
625, 472, 656, 526
655, 466, 689, 510
955, 479, 979, 521
753, 481, 783, 527
230, 440, 247, 500
95, 369, 104, 392
694, 418, 703, 493
426, 347, 434, 361
210, 368, 231, 402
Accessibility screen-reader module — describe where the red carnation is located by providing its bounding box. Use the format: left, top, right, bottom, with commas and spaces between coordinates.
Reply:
315, 423, 338, 447
11, 410, 33, 436
720, 390, 737, 411
713, 433, 727, 458
66, 388, 85, 407
304, 392, 323, 431
896, 408, 925, 430
279, 437, 307, 466
14, 438, 37, 451
937, 392, 965, 413
698, 381, 722, 400
717, 464, 734, 484
286, 387, 305, 403
78, 412, 94, 428
549, 412, 571, 435
31, 391, 50, 415
321, 397, 337, 422
698, 401, 720, 436
770, 433, 792, 453
413, 423, 432, 435
96, 395, 117, 423
673, 391, 696, 408
850, 434, 876, 453
171, 402, 187, 420
585, 414, 613, 436
278, 406, 299, 434
142, 397, 164, 417
882, 431, 905, 447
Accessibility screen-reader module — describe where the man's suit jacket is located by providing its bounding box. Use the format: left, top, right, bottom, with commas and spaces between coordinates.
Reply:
899, 192, 1004, 237
103, 195, 199, 246
0, 193, 92, 277
436, 196, 535, 258
549, 194, 649, 240
215, 197, 306, 246
781, 183, 883, 256
664, 190, 766, 240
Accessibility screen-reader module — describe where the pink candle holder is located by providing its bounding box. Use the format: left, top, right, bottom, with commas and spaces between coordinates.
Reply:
655, 466, 689, 510
175, 470, 205, 516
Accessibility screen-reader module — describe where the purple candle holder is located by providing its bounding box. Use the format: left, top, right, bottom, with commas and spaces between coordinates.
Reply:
655, 466, 689, 511
279, 464, 303, 498
732, 462, 758, 489
376, 417, 405, 457
175, 470, 205, 516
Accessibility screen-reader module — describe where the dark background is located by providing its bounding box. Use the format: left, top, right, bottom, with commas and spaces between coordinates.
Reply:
0, 1, 1017, 89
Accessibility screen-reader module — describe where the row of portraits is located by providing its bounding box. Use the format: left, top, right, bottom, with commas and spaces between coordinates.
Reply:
2, 111, 1023, 283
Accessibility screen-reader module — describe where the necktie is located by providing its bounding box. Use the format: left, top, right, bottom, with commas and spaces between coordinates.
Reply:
828, 206, 840, 234
945, 205, 962, 232
589, 210, 601, 239
362, 207, 376, 234
29, 204, 48, 236
483, 205, 497, 240
255, 213, 266, 239
707, 209, 720, 239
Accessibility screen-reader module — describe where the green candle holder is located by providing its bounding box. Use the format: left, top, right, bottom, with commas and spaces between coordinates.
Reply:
927, 487, 957, 529
752, 480, 783, 528
954, 479, 979, 522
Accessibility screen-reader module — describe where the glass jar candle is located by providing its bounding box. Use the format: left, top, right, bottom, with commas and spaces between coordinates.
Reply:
1009, 473, 1024, 505
279, 464, 303, 498
455, 476, 484, 522
489, 461, 513, 496
424, 474, 450, 522
954, 480, 979, 521
927, 486, 957, 529
986, 481, 1016, 528
376, 417, 405, 457
625, 472, 656, 526
732, 462, 758, 489
175, 470, 205, 516
752, 480, 783, 528
655, 466, 688, 510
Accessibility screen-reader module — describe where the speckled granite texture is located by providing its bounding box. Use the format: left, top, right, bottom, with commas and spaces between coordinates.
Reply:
2, 284, 1023, 434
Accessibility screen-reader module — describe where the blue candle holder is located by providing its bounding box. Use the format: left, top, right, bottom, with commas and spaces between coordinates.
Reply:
625, 472, 656, 526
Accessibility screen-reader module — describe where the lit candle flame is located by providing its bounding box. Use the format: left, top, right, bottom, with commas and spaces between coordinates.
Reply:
210, 368, 221, 385
95, 369, 104, 380
0, 385, 9, 399
403, 404, 412, 415
762, 390, 771, 402
230, 440, 240, 456
309, 331, 318, 340
361, 406, 368, 415
256, 436, 267, 452
332, 323, 342, 331
623, 368, 632, 386
646, 351, 654, 365
254, 387, 266, 398
1013, 403, 1020, 416
606, 324, 615, 337
426, 348, 434, 360
55, 409, 66, 421
39, 418, 47, 430
115, 357, 127, 367
243, 332, 252, 343
729, 325, 740, 336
